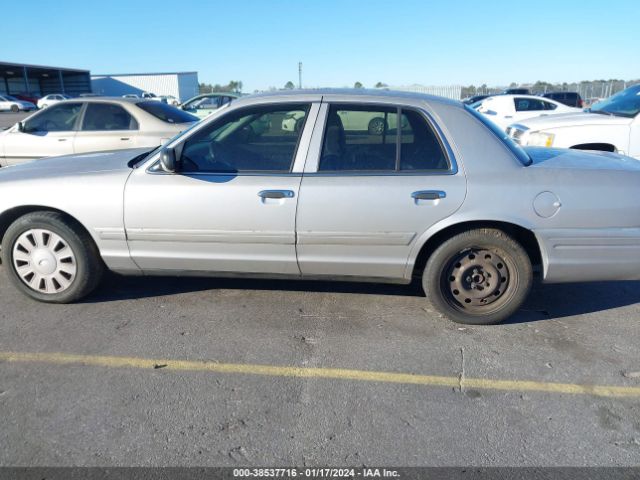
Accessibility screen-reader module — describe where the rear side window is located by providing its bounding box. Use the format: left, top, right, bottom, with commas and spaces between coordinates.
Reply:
318, 104, 449, 172
514, 98, 546, 111
137, 101, 198, 124
82, 103, 138, 131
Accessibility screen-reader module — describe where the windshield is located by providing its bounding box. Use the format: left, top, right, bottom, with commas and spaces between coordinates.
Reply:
590, 84, 640, 118
465, 105, 532, 166
137, 101, 199, 124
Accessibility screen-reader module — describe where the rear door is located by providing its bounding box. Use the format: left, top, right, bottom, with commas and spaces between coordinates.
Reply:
296, 102, 466, 280
1, 102, 81, 165
74, 102, 139, 153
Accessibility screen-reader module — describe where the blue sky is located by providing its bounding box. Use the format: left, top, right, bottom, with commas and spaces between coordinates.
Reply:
2, 0, 638, 92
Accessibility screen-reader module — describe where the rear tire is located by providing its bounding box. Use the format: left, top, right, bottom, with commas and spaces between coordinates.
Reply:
1, 211, 104, 303
422, 228, 532, 325
10, 104, 19, 113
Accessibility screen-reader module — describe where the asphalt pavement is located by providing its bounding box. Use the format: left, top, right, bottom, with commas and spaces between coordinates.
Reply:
0, 272, 639, 466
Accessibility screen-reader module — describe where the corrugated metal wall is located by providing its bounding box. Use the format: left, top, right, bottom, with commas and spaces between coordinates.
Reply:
91, 73, 199, 101
392, 84, 463, 100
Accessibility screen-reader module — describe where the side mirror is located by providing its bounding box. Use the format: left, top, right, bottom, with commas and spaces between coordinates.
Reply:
16, 122, 24, 132
159, 147, 178, 173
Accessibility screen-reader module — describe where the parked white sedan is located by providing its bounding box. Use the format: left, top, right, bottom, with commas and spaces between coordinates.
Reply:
37, 94, 72, 109
0, 98, 198, 166
474, 94, 580, 130
0, 95, 37, 112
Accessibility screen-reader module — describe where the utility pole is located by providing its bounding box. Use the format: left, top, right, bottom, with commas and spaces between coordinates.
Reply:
298, 62, 302, 89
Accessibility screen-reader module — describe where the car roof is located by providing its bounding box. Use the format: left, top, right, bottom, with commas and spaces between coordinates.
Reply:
236, 88, 462, 107
60, 97, 144, 105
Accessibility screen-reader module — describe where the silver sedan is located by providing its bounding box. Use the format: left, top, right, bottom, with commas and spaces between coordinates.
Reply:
1, 89, 639, 325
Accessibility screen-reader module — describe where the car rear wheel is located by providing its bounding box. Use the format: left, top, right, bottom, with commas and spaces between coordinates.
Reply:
422, 228, 532, 325
10, 104, 19, 113
1, 211, 104, 303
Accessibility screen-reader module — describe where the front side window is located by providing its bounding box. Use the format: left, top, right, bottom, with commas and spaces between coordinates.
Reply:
137, 101, 198, 124
180, 104, 309, 173
82, 103, 138, 131
318, 104, 449, 172
24, 102, 83, 132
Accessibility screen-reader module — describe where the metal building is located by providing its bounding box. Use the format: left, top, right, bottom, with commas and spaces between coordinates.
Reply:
91, 72, 199, 102
0, 61, 91, 96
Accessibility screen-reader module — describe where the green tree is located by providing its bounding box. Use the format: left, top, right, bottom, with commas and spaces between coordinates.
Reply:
374, 82, 388, 88
284, 81, 295, 89
354, 81, 364, 89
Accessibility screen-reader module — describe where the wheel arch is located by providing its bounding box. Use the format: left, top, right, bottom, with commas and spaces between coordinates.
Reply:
0, 205, 96, 255
410, 220, 543, 280
570, 143, 616, 152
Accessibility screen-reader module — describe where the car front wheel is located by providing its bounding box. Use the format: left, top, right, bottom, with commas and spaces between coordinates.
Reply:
2, 211, 104, 303
422, 228, 533, 325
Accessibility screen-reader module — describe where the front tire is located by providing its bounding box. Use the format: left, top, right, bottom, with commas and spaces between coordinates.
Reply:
10, 104, 19, 113
368, 117, 387, 135
422, 228, 532, 325
1, 212, 104, 303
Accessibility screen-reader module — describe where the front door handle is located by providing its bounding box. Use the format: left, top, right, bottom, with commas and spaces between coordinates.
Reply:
412, 190, 446, 200
258, 190, 295, 199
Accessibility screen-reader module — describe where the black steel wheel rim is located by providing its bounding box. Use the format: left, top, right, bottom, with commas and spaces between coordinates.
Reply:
443, 248, 514, 314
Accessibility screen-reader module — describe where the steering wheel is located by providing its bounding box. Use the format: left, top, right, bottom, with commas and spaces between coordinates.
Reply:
205, 141, 235, 172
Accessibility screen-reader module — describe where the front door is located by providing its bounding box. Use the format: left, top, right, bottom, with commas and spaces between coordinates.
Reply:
296, 103, 466, 280
2, 102, 82, 165
124, 101, 318, 275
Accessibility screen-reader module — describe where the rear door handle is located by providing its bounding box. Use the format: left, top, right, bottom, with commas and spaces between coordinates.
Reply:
120, 137, 130, 141
412, 190, 446, 200
58, 138, 68, 142
258, 190, 295, 199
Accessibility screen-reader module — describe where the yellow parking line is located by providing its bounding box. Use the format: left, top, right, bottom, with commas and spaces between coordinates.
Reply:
1, 350, 639, 398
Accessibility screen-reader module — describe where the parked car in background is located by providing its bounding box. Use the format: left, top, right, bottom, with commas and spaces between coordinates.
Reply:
506, 84, 640, 159
122, 92, 159, 100
159, 95, 179, 106
78, 93, 101, 98
0, 95, 36, 112
461, 94, 492, 105
13, 94, 40, 105
503, 88, 530, 95
1, 90, 639, 327
584, 97, 603, 108
541, 91, 584, 108
474, 94, 580, 130
37, 94, 72, 109
0, 98, 198, 166
180, 93, 239, 119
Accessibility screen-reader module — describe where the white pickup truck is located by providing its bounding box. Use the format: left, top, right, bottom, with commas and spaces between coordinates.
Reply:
506, 84, 640, 159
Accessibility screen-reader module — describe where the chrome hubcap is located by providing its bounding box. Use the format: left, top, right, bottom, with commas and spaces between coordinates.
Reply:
446, 249, 510, 309
12, 229, 77, 294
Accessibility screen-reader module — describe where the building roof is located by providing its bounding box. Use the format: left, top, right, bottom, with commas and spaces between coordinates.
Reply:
0, 61, 89, 73
92, 72, 198, 77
